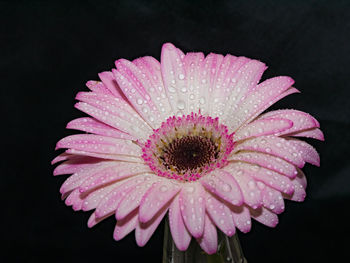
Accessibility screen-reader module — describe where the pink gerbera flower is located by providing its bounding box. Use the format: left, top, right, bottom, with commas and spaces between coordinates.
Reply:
53, 43, 323, 254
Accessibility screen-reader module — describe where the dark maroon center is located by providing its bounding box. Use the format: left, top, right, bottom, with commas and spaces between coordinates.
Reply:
160, 135, 219, 173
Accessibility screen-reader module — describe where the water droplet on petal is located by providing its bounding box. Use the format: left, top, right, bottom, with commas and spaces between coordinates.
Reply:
222, 183, 232, 192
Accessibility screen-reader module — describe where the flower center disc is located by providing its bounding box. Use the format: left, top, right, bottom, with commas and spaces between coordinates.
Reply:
142, 113, 234, 181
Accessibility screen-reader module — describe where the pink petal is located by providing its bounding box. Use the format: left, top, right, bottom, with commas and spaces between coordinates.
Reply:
75, 93, 151, 139
56, 134, 142, 156
64, 149, 143, 163
233, 118, 293, 141
240, 87, 300, 129
135, 205, 168, 247
87, 211, 113, 228
231, 205, 251, 233
86, 80, 111, 95
197, 215, 218, 255
116, 177, 156, 220
113, 209, 139, 241
221, 59, 267, 122
209, 54, 239, 117
233, 135, 305, 168
113, 59, 162, 128
98, 71, 123, 97
226, 76, 295, 131
168, 195, 192, 251
288, 128, 324, 141
53, 156, 100, 176
249, 207, 279, 227
79, 163, 150, 193
59, 161, 116, 194
229, 151, 298, 178
283, 169, 307, 202
179, 183, 206, 238
287, 138, 320, 166
258, 109, 320, 136
51, 152, 71, 164
205, 192, 236, 236
65, 188, 84, 211
198, 53, 224, 115
139, 180, 181, 223
259, 183, 285, 214
160, 43, 190, 115
230, 162, 294, 195
66, 117, 135, 140
95, 175, 148, 218
183, 52, 205, 114
82, 182, 120, 211
200, 170, 243, 206
133, 56, 173, 120
225, 167, 262, 209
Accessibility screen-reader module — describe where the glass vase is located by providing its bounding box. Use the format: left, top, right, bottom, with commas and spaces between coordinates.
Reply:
162, 219, 247, 263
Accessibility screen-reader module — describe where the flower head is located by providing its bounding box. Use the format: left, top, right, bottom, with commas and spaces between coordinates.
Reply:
53, 43, 323, 254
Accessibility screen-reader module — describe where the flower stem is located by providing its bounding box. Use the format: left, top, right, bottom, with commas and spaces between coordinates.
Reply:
162, 219, 247, 263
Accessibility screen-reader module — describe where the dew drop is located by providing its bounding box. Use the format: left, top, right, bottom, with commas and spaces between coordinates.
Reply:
137, 98, 143, 105
178, 73, 185, 80
177, 100, 185, 110
160, 185, 168, 192
222, 184, 232, 192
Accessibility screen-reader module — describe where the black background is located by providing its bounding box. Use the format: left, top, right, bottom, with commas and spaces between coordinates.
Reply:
2, 0, 349, 262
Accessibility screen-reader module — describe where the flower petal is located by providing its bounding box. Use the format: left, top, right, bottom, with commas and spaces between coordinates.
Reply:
65, 188, 84, 211
113, 209, 139, 241
226, 76, 295, 131
233, 135, 305, 168
233, 118, 293, 142
66, 117, 135, 140
98, 71, 123, 97
179, 183, 206, 238
183, 52, 205, 114
258, 183, 285, 214
133, 56, 173, 120
258, 109, 320, 136
200, 170, 243, 206
56, 134, 142, 156
198, 53, 224, 115
59, 161, 116, 194
160, 43, 190, 115
95, 175, 147, 218
205, 192, 236, 236
53, 156, 100, 176
231, 205, 251, 233
288, 128, 324, 141
229, 151, 298, 178
75, 92, 151, 139
249, 207, 279, 227
86, 80, 112, 95
116, 177, 156, 220
82, 183, 120, 211
113, 59, 163, 128
283, 168, 307, 202
139, 180, 181, 223
168, 195, 192, 251
229, 162, 294, 195
87, 211, 113, 228
64, 149, 143, 163
220, 59, 267, 121
78, 163, 150, 193
225, 167, 262, 208
287, 138, 320, 166
197, 215, 218, 255
135, 205, 168, 247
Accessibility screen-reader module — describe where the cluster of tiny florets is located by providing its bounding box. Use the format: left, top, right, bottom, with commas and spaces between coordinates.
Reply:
142, 112, 234, 181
